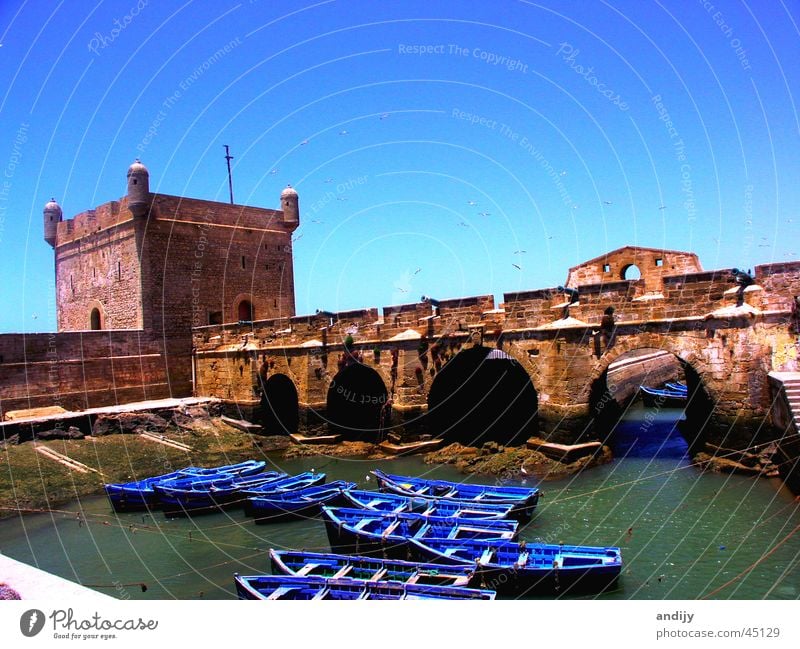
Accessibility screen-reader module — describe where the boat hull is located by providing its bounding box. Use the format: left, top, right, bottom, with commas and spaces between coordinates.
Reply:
409, 538, 622, 597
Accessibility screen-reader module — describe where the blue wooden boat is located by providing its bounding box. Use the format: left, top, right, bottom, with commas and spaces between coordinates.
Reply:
238, 471, 326, 497
665, 381, 688, 393
155, 471, 291, 517
408, 537, 622, 596
269, 549, 479, 588
639, 385, 687, 408
321, 506, 518, 559
245, 481, 355, 522
371, 469, 540, 523
341, 489, 515, 520
234, 574, 495, 600
103, 460, 268, 512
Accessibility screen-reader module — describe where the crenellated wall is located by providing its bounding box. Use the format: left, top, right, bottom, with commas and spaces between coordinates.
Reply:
194, 247, 800, 449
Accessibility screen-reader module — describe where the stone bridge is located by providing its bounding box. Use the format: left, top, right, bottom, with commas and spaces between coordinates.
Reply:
193, 247, 800, 450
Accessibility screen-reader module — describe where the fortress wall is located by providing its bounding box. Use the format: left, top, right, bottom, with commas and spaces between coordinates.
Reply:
0, 331, 175, 416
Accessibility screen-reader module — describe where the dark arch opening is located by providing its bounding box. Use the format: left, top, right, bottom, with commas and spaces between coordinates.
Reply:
238, 300, 254, 322
427, 346, 538, 447
621, 264, 642, 280
90, 308, 102, 330
589, 348, 714, 457
260, 374, 298, 435
326, 364, 388, 442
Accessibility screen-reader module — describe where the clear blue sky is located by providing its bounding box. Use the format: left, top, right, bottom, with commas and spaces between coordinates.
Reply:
0, 0, 798, 332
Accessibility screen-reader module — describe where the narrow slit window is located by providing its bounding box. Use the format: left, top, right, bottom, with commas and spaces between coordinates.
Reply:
241, 255, 246, 269
117, 262, 121, 280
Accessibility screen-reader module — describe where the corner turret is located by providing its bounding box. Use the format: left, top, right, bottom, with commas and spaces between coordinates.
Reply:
127, 159, 150, 217
281, 184, 299, 230
43, 198, 62, 247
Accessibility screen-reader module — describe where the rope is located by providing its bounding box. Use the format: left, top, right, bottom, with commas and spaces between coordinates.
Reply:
700, 522, 800, 599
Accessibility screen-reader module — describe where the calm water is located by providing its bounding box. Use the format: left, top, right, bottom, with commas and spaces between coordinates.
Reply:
1, 409, 799, 600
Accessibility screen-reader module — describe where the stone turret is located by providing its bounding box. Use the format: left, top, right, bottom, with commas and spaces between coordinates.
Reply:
43, 198, 62, 247
127, 159, 150, 217
281, 184, 299, 229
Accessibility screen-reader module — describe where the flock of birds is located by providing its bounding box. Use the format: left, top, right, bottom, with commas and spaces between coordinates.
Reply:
274, 114, 797, 270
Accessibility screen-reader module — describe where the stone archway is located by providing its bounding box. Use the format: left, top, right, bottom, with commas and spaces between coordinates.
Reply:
586, 341, 715, 453
261, 373, 299, 435
326, 363, 388, 441
427, 346, 538, 447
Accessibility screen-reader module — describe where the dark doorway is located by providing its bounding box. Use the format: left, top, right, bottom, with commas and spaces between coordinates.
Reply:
427, 346, 538, 447
238, 300, 254, 322
260, 374, 298, 435
90, 308, 102, 330
326, 364, 388, 441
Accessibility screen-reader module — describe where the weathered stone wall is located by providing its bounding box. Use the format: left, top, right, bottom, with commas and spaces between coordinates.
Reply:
565, 246, 702, 293
55, 199, 143, 331
193, 247, 800, 450
0, 331, 174, 416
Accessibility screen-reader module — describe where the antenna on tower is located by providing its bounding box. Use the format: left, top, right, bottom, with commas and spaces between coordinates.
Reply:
224, 145, 234, 204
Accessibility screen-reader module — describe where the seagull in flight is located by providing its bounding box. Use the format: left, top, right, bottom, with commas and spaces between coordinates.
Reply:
467, 200, 477, 206
379, 113, 389, 120
339, 130, 349, 136
413, 268, 422, 275
479, 211, 491, 217
300, 139, 309, 146
337, 196, 348, 201
269, 169, 278, 175
324, 178, 333, 183
512, 263, 521, 270
658, 205, 667, 210
560, 170, 567, 176
311, 219, 324, 224
457, 222, 470, 228
603, 200, 612, 205
513, 250, 526, 254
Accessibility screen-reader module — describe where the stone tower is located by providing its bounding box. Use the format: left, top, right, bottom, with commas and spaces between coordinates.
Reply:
127, 159, 150, 217
43, 198, 62, 247
281, 184, 299, 228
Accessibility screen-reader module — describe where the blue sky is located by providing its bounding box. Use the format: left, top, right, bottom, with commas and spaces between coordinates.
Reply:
0, 0, 798, 332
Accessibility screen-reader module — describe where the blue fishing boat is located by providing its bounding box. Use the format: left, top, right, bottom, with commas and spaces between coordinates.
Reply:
408, 537, 622, 596
269, 549, 479, 588
234, 574, 495, 600
371, 469, 540, 523
103, 460, 268, 512
238, 471, 326, 497
341, 489, 515, 520
321, 506, 518, 559
639, 385, 686, 408
245, 481, 355, 522
155, 470, 291, 517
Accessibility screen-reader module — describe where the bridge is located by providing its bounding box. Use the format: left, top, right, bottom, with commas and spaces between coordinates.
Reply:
193, 246, 800, 451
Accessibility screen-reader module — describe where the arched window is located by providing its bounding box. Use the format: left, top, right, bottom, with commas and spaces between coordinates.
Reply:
237, 300, 254, 322
621, 264, 642, 280
90, 308, 102, 330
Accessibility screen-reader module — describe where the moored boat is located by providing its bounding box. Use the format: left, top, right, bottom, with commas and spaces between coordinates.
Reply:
234, 574, 495, 600
245, 481, 355, 522
103, 460, 268, 512
639, 385, 687, 408
269, 549, 480, 588
321, 506, 518, 559
371, 469, 540, 523
408, 537, 622, 596
341, 488, 515, 520
664, 381, 688, 393
155, 470, 291, 517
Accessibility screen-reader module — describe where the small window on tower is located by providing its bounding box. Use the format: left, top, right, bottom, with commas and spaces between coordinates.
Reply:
603, 264, 610, 273
133, 179, 137, 185
208, 311, 222, 325
117, 262, 121, 280
655, 258, 663, 267
241, 256, 246, 269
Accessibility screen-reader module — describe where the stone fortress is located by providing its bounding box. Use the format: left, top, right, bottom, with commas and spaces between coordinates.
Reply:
2, 161, 799, 454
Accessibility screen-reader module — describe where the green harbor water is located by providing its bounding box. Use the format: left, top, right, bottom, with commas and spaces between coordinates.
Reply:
1, 408, 799, 600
